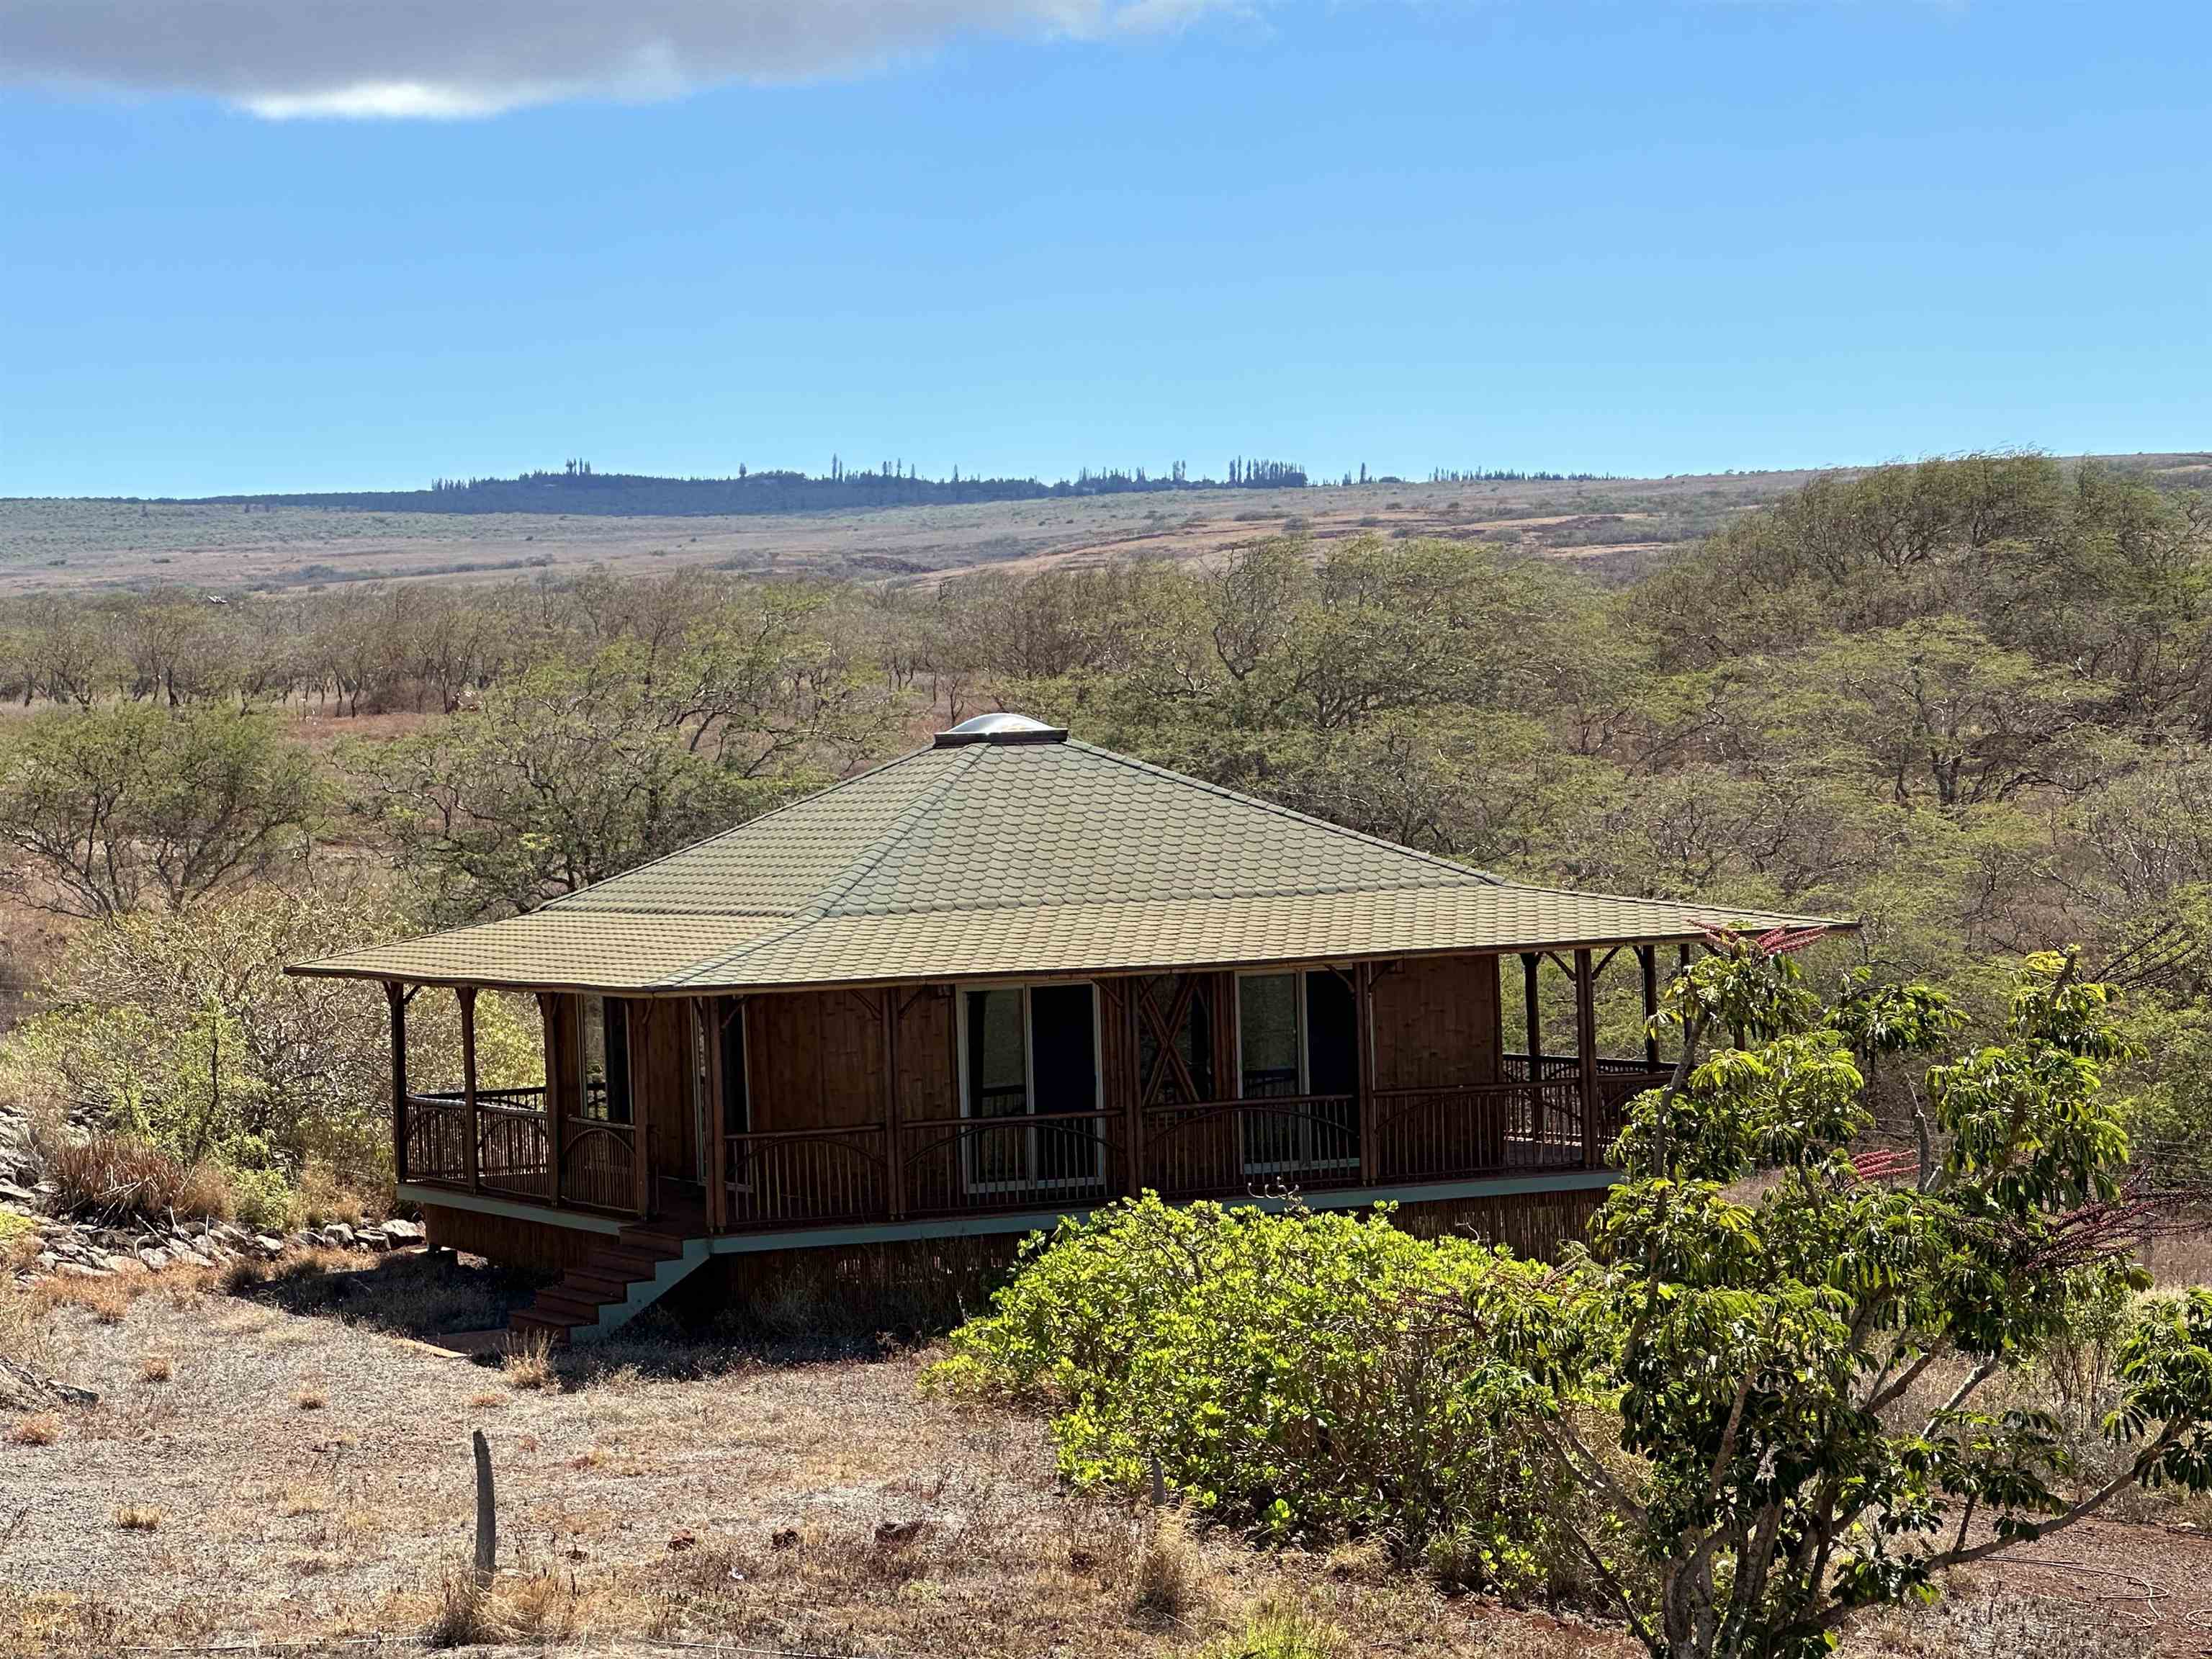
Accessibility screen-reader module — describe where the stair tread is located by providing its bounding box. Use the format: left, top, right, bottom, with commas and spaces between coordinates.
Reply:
530, 1291, 611, 1320
564, 1271, 641, 1298
589, 1249, 674, 1275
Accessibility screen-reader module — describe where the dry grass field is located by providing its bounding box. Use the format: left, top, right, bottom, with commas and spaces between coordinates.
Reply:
4, 455, 2203, 600
4, 1239, 2206, 1658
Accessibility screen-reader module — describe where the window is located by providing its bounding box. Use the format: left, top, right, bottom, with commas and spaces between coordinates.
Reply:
960, 982, 1102, 1190
1136, 975, 1215, 1105
1236, 971, 1359, 1174
579, 994, 631, 1123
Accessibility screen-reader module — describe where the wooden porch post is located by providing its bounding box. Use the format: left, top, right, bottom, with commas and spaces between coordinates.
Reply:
1520, 952, 1542, 1064
698, 997, 724, 1233
458, 985, 480, 1193
537, 992, 563, 1207
1574, 950, 1600, 1168
1640, 945, 1660, 1066
630, 1002, 652, 1218
881, 989, 904, 1220
1121, 981, 1144, 1199
1354, 963, 1375, 1184
387, 981, 409, 1187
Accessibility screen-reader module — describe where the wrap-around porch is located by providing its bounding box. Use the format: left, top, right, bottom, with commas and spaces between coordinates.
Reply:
385, 943, 1683, 1238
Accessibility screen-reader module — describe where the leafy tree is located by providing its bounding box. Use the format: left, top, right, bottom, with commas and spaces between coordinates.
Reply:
350, 647, 815, 920
0, 703, 321, 917
0, 881, 539, 1211
1471, 935, 2212, 1659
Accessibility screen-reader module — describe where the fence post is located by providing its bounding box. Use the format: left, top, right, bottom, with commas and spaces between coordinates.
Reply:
472, 1428, 497, 1584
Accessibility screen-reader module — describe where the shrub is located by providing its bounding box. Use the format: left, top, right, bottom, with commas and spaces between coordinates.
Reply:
8, 1413, 61, 1447
1194, 1599, 1346, 1659
929, 1196, 1574, 1596
44, 1134, 230, 1226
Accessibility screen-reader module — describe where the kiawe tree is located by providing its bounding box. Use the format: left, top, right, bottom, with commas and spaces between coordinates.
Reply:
1474, 930, 2212, 1659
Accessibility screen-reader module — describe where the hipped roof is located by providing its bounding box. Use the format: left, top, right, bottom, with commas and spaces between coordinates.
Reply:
290, 727, 1851, 994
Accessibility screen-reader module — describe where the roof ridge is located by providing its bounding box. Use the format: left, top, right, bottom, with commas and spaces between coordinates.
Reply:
1056, 739, 1502, 886
648, 744, 987, 985
538, 742, 945, 914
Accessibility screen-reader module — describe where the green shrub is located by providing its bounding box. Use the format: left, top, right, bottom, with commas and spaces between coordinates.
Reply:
1192, 1599, 1344, 1659
927, 1195, 1574, 1596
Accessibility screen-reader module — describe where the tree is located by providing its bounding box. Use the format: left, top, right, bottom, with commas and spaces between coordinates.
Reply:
349, 647, 799, 920
1472, 933, 2212, 1658
0, 879, 540, 1209
0, 703, 321, 917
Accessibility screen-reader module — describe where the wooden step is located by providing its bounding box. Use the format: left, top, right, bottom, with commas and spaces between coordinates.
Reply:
529, 1289, 613, 1323
562, 1269, 639, 1301
616, 1229, 692, 1255
508, 1310, 575, 1341
593, 1248, 675, 1276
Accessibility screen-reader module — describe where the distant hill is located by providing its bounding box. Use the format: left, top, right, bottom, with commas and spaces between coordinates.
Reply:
186, 457, 1339, 518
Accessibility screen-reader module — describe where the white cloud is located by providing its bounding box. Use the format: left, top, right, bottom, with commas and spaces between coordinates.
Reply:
1, 0, 1236, 120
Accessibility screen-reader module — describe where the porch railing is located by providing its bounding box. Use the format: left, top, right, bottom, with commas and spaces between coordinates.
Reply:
898, 1110, 1122, 1217
401, 1064, 1675, 1233
402, 1087, 644, 1216
724, 1126, 888, 1229
1142, 1094, 1361, 1197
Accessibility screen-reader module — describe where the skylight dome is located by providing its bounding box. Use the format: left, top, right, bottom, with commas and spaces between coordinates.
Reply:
932, 711, 1069, 747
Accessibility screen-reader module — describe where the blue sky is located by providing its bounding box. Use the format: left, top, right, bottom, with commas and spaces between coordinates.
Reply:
4, 1, 2208, 498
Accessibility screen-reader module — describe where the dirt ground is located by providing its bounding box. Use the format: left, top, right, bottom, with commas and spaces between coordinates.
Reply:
1, 1245, 2199, 1658
0, 1249, 1624, 1658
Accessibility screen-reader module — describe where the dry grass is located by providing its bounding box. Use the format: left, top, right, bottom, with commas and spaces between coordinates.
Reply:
42, 1134, 230, 1226
1132, 1508, 1213, 1629
467, 1390, 505, 1409
112, 1505, 162, 1532
33, 1272, 135, 1326
6, 1411, 61, 1447
292, 1385, 328, 1411
501, 1328, 557, 1390
136, 1352, 172, 1382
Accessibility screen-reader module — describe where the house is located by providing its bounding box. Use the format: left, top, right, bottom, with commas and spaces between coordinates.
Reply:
289, 713, 1847, 1341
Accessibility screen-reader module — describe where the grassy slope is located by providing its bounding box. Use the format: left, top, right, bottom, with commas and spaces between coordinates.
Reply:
5, 455, 2198, 599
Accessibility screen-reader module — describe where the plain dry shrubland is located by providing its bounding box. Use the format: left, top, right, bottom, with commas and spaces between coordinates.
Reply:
3, 457, 2212, 1223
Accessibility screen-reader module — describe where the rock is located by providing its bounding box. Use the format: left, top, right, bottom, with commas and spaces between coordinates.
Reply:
873, 1519, 928, 1549
136, 1246, 170, 1270
254, 1234, 285, 1256
354, 1227, 389, 1251
382, 1218, 424, 1244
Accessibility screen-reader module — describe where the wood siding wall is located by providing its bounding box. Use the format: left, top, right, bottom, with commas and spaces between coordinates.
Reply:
566, 957, 1513, 1175
1369, 956, 1502, 1089
622, 999, 696, 1182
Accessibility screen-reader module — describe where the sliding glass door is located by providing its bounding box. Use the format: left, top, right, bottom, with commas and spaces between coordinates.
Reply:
960, 982, 1101, 1192
1236, 971, 1359, 1175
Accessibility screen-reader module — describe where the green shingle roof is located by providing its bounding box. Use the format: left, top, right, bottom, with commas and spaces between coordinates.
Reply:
292, 724, 1851, 992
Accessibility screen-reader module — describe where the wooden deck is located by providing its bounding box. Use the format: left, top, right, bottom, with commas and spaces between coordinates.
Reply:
398, 1056, 1669, 1235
